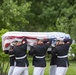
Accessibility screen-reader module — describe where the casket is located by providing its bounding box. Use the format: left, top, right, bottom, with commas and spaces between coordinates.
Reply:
2, 31, 70, 50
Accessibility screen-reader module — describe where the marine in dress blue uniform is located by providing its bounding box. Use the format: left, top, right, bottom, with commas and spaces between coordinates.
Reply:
11, 38, 29, 75
51, 38, 72, 75
4, 41, 17, 75
29, 38, 52, 75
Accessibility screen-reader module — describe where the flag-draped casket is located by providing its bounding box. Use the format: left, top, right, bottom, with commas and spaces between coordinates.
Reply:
2, 31, 70, 51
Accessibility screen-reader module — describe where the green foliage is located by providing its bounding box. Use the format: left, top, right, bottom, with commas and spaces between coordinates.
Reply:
55, 1, 76, 39
25, 0, 59, 31
0, 29, 9, 74
0, 29, 9, 62
70, 44, 76, 59
71, 44, 76, 54
25, 0, 76, 34
0, 0, 76, 36
0, 0, 31, 31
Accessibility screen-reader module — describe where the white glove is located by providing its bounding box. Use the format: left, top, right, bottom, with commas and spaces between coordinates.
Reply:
30, 43, 34, 46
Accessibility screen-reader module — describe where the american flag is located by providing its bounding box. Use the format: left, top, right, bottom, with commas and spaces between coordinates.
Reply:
2, 31, 70, 51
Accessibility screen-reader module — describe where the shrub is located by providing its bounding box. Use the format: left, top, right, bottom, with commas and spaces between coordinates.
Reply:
70, 44, 76, 60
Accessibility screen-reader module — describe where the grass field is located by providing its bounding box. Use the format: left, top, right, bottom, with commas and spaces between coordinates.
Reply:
2, 57, 76, 75
28, 57, 76, 75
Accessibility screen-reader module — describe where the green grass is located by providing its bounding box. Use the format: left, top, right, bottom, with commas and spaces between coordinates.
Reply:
28, 57, 76, 75
2, 57, 76, 75
66, 61, 76, 75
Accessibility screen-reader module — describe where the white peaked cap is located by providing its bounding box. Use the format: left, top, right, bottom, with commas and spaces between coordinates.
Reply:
57, 37, 64, 41
65, 34, 70, 39
29, 43, 34, 46
14, 38, 22, 42
10, 43, 14, 46
37, 37, 43, 40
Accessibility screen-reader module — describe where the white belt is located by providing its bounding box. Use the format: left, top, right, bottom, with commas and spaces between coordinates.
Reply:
35, 56, 45, 58
57, 55, 68, 58
15, 55, 27, 59
9, 55, 14, 57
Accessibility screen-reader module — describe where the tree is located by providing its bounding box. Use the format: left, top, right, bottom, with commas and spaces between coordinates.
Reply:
0, 0, 31, 31
0, 0, 76, 37
55, 0, 76, 39
0, 29, 9, 74
25, 0, 60, 31
71, 44, 76, 60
